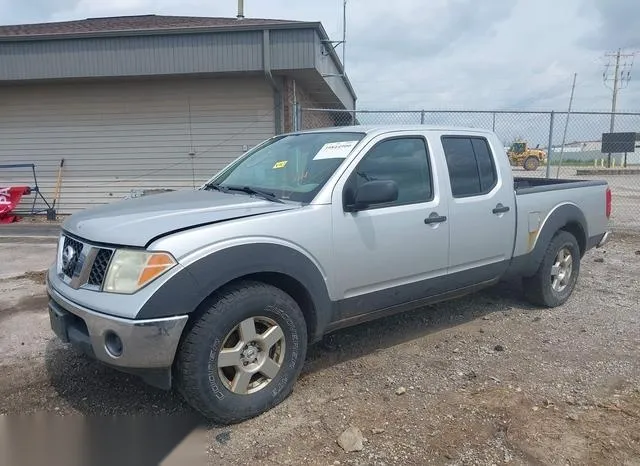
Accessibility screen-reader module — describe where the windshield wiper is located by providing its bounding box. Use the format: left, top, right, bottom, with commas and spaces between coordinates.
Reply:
204, 183, 227, 192
223, 185, 284, 204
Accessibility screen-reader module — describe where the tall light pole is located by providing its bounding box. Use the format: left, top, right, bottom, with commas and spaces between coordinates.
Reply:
556, 73, 577, 178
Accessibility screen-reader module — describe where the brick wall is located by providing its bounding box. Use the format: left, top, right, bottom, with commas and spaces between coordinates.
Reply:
282, 77, 336, 131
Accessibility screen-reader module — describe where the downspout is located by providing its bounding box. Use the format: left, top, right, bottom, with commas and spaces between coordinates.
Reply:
292, 79, 298, 131
263, 29, 283, 134
352, 95, 357, 125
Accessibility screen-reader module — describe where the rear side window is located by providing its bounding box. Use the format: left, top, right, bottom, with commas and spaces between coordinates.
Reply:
441, 136, 497, 198
472, 138, 497, 192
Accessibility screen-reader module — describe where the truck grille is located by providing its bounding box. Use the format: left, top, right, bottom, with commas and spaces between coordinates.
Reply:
59, 233, 114, 290
88, 249, 113, 286
61, 236, 83, 277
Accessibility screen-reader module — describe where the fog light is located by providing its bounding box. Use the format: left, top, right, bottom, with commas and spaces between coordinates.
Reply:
104, 331, 123, 358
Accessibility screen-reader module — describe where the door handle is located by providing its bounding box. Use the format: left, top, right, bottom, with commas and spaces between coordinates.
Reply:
424, 213, 447, 224
492, 203, 510, 214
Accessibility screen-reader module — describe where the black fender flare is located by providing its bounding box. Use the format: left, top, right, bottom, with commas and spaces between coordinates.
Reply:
137, 243, 332, 341
509, 203, 587, 277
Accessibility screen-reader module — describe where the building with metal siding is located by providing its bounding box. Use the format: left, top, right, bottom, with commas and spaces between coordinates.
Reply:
0, 15, 357, 214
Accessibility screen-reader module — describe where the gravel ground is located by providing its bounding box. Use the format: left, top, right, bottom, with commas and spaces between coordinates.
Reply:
0, 234, 639, 465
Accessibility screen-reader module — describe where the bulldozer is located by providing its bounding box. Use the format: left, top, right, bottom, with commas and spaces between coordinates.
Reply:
507, 140, 547, 171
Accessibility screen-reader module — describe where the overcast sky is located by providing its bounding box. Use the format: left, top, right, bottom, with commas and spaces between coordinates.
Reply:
1, 0, 639, 115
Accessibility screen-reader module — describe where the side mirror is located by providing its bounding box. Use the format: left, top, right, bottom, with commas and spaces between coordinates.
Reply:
348, 180, 398, 211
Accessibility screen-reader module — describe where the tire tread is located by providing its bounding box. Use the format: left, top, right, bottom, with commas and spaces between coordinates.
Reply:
174, 280, 307, 424
523, 230, 580, 307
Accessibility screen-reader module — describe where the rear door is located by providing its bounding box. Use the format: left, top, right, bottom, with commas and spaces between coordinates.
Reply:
440, 133, 516, 285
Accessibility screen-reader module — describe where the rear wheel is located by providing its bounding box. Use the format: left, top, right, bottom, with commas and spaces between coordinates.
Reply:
175, 281, 308, 424
523, 231, 580, 307
523, 156, 540, 171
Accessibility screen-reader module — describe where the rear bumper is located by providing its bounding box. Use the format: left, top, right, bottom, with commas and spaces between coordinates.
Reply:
47, 277, 189, 376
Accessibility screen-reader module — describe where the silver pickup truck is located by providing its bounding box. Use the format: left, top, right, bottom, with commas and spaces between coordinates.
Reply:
47, 125, 611, 423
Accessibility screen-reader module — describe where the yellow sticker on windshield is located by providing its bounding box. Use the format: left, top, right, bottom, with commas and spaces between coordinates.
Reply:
273, 160, 288, 169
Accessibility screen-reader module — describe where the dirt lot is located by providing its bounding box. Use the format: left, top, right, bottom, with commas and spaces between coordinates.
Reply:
1, 234, 639, 465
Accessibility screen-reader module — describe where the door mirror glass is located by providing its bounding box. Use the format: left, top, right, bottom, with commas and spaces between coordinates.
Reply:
350, 180, 398, 211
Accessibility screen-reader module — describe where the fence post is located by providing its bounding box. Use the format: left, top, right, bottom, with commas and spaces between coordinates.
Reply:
294, 103, 301, 131
492, 112, 496, 132
420, 110, 425, 125
545, 111, 555, 179
292, 103, 298, 131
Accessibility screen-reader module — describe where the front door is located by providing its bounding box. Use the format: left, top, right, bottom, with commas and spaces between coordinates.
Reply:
330, 134, 450, 320
440, 134, 516, 286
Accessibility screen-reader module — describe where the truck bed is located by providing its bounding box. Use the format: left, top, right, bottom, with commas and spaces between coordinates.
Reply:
511, 176, 609, 261
513, 176, 607, 194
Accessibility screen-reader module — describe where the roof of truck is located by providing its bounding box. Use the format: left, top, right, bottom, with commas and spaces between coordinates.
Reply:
295, 125, 494, 136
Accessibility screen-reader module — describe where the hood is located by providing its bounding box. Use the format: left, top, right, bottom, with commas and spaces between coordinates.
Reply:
62, 189, 298, 247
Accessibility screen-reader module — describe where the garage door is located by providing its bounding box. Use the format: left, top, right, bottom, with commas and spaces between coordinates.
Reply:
0, 75, 275, 214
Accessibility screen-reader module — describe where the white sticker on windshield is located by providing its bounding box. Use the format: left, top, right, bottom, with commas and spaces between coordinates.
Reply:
313, 141, 359, 160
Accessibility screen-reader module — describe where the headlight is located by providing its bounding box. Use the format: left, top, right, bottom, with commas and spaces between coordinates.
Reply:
103, 250, 177, 294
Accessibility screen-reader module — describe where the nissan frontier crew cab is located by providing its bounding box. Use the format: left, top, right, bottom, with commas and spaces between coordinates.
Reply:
47, 125, 611, 424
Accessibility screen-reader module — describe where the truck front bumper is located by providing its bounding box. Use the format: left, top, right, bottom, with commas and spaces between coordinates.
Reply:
47, 277, 189, 387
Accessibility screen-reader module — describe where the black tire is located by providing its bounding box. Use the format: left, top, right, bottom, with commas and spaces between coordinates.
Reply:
524, 156, 540, 171
174, 280, 308, 424
523, 230, 581, 307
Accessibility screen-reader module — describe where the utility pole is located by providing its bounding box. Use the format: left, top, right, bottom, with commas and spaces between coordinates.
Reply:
603, 49, 634, 167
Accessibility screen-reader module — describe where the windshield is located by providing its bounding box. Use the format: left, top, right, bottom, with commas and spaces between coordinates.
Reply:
511, 142, 525, 152
204, 132, 365, 203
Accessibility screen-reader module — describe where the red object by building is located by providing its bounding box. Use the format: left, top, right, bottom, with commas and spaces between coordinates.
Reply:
0, 186, 29, 223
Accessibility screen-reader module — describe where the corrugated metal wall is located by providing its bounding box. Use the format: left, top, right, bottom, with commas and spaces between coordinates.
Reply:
0, 27, 355, 111
270, 29, 315, 70
0, 75, 275, 214
0, 32, 265, 80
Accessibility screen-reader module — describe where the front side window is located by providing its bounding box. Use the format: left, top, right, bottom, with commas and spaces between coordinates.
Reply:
345, 137, 433, 209
205, 132, 365, 203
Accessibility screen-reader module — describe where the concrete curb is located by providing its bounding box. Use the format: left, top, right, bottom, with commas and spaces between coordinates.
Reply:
576, 168, 640, 175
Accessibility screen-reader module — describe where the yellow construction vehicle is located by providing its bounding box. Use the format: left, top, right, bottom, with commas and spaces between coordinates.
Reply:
507, 141, 547, 171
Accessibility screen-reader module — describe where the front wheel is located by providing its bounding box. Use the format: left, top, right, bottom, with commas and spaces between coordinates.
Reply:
522, 231, 581, 307
174, 281, 308, 424
523, 156, 540, 171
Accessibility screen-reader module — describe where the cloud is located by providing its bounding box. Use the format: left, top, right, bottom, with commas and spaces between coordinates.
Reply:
580, 0, 640, 50
0, 0, 78, 24
347, 0, 515, 61
1, 0, 639, 117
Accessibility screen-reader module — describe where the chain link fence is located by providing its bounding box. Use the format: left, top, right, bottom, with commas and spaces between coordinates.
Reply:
298, 108, 640, 232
